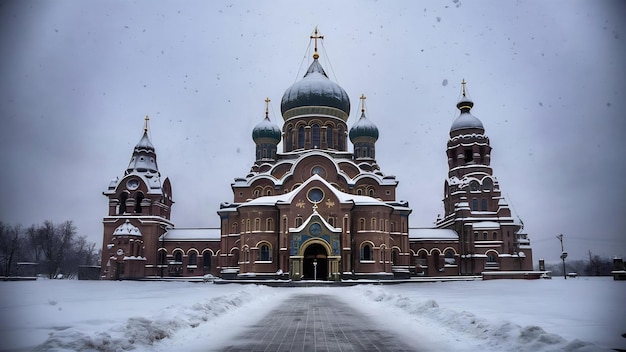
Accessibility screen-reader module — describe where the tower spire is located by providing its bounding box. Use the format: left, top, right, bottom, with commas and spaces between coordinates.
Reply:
461, 79, 467, 97
310, 26, 324, 60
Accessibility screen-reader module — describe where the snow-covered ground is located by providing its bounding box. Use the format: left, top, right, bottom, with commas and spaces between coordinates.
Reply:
0, 277, 623, 351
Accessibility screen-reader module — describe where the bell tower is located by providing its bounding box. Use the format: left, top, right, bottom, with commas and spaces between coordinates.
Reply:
437, 82, 533, 274
101, 116, 174, 279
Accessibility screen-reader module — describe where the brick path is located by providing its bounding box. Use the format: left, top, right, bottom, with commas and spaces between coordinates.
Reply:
221, 294, 415, 352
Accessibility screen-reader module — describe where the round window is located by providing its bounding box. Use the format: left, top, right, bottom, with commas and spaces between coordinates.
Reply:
307, 188, 324, 203
126, 179, 139, 190
310, 223, 322, 236
311, 166, 326, 178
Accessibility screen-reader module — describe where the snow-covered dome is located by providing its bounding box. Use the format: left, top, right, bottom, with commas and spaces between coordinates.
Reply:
252, 116, 281, 144
349, 111, 379, 141
281, 59, 351, 121
113, 220, 142, 237
450, 95, 484, 132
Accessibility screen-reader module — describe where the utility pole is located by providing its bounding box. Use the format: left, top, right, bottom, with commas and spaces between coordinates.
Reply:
556, 234, 567, 280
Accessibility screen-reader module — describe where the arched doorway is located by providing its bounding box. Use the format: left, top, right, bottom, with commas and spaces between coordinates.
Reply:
303, 243, 328, 280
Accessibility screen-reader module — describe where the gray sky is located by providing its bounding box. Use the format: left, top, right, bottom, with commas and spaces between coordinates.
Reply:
1, 0, 624, 264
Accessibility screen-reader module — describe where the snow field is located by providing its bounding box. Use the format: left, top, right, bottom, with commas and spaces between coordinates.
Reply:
0, 277, 623, 351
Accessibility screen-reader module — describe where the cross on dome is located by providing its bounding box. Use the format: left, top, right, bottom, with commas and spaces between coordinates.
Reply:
265, 97, 271, 118
360, 94, 367, 113
143, 115, 150, 133
310, 27, 324, 59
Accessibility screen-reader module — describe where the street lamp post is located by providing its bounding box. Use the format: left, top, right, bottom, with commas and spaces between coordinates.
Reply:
556, 234, 567, 280
313, 259, 318, 281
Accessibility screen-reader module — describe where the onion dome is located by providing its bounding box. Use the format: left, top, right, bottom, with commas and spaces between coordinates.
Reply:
252, 115, 281, 144
280, 59, 351, 121
113, 219, 142, 237
349, 111, 379, 142
450, 80, 484, 132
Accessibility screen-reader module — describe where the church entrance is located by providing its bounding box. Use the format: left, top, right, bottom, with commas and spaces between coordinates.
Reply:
302, 243, 328, 280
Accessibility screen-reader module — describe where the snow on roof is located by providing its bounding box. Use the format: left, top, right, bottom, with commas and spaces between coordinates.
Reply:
113, 220, 142, 237
472, 221, 501, 230
241, 174, 392, 208
159, 228, 221, 241
409, 228, 458, 240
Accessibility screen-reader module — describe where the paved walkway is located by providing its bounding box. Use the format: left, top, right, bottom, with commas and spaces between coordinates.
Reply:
221, 294, 415, 352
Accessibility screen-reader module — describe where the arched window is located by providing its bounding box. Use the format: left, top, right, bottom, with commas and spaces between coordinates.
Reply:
158, 250, 167, 265
246, 219, 250, 232
327, 217, 334, 227
487, 253, 497, 263
188, 252, 197, 266
253, 189, 260, 198
203, 252, 212, 273
232, 222, 238, 234
266, 218, 273, 231
118, 192, 128, 214
445, 250, 455, 264
295, 217, 303, 227
134, 192, 144, 213
298, 126, 305, 149
258, 243, 272, 261
483, 232, 488, 240
471, 198, 478, 211
286, 126, 293, 151
356, 189, 362, 195
338, 126, 344, 151
492, 232, 498, 240
474, 232, 478, 240
361, 243, 373, 261
392, 248, 400, 265
312, 124, 320, 148
369, 189, 375, 197
326, 126, 333, 149
390, 222, 396, 233
470, 180, 479, 191
481, 199, 488, 211
371, 218, 376, 231
482, 178, 492, 191
174, 251, 183, 264
359, 218, 365, 231
254, 218, 260, 231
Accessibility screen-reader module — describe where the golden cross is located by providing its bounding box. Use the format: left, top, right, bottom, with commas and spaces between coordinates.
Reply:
265, 97, 271, 118
144, 115, 150, 133
461, 79, 467, 97
310, 26, 324, 59
360, 94, 366, 113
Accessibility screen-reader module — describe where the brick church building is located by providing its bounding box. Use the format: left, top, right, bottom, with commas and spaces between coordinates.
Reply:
100, 30, 533, 280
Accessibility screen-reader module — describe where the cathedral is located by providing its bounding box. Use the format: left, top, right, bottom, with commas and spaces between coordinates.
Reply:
100, 30, 533, 281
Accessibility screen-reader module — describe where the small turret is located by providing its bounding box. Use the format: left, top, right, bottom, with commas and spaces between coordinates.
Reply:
349, 94, 379, 160
252, 98, 281, 162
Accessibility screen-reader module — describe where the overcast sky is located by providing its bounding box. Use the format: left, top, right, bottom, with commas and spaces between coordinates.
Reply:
1, 0, 624, 264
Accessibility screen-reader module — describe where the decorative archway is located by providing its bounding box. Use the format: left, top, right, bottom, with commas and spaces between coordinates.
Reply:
303, 243, 328, 280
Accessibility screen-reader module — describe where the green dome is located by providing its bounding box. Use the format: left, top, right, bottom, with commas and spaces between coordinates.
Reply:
252, 116, 281, 144
280, 59, 351, 121
349, 111, 379, 141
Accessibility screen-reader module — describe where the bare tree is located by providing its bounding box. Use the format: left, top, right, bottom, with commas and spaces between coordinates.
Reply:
0, 222, 23, 278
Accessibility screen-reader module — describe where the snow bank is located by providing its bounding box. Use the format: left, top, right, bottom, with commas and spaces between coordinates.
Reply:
341, 285, 610, 352
33, 285, 270, 352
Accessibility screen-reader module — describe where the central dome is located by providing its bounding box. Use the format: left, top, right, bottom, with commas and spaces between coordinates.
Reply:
280, 59, 351, 121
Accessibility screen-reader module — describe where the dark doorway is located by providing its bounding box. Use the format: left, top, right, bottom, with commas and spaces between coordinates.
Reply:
303, 243, 328, 280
